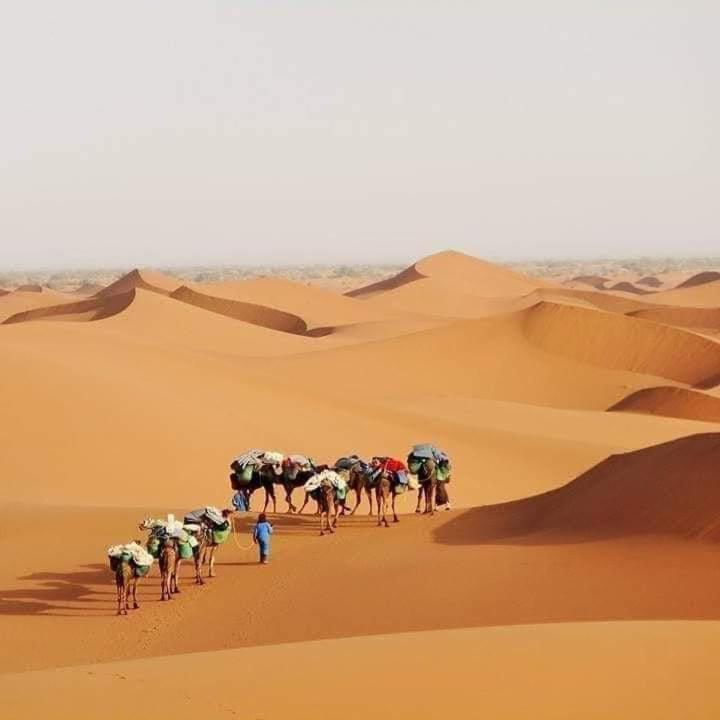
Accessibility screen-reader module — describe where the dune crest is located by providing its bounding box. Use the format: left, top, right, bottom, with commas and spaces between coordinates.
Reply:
171, 285, 308, 335
610, 386, 720, 424
3, 290, 136, 325
348, 249, 548, 300
96, 268, 184, 298
521, 301, 720, 386
677, 271, 720, 289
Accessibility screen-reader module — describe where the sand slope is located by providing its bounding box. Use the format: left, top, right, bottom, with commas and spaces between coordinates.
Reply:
3, 622, 720, 720
196, 276, 401, 331
3, 290, 135, 324
442, 434, 720, 542
0, 289, 76, 323
611, 387, 720, 423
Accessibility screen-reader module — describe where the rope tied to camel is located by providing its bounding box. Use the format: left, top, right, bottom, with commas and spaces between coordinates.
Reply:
231, 514, 256, 551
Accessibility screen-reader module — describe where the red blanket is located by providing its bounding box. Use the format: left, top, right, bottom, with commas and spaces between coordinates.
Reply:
376, 457, 407, 473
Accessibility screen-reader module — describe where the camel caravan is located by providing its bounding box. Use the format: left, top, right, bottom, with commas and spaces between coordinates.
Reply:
107, 506, 232, 615
230, 444, 452, 530
108, 445, 451, 615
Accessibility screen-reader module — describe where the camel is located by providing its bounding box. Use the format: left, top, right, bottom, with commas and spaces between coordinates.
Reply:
246, 458, 285, 513
369, 458, 408, 527
296, 464, 331, 515
159, 537, 179, 601
115, 557, 140, 616
140, 519, 206, 590
344, 459, 373, 515
315, 484, 339, 535
280, 455, 318, 513
413, 457, 438, 515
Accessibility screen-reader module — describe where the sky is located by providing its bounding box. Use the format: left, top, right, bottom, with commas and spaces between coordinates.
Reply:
0, 1, 718, 269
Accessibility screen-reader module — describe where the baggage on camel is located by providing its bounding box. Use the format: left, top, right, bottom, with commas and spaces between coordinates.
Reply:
230, 449, 265, 484
107, 542, 154, 575
408, 444, 452, 482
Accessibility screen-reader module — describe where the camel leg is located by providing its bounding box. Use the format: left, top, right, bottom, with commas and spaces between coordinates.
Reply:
415, 487, 423, 513
172, 559, 181, 593
117, 580, 125, 616
429, 482, 436, 516
285, 485, 296, 514
367, 488, 374, 516
350, 487, 361, 515
298, 492, 310, 514
208, 546, 217, 578
132, 577, 140, 609
392, 491, 399, 523
195, 551, 204, 585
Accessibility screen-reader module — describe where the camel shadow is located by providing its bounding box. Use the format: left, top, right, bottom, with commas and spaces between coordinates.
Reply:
0, 563, 158, 617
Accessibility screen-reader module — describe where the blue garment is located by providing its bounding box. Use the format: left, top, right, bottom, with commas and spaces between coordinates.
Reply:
232, 492, 248, 512
253, 521, 273, 545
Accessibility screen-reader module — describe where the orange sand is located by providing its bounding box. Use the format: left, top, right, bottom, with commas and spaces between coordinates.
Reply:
2, 250, 720, 718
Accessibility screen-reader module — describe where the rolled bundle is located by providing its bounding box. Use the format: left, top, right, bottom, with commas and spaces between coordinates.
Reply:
263, 450, 284, 465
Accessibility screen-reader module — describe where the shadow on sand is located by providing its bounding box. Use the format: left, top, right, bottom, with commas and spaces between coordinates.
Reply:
0, 564, 117, 617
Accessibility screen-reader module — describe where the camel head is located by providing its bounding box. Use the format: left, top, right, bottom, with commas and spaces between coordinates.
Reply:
138, 518, 157, 531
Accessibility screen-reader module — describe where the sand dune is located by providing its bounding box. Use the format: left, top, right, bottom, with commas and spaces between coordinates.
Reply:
3, 249, 720, 716
637, 275, 663, 288
0, 288, 76, 323
95, 268, 185, 298
198, 276, 404, 330
442, 434, 720, 542
608, 281, 650, 295
349, 249, 548, 301
610, 386, 720, 423
171, 284, 308, 334
72, 282, 105, 295
629, 306, 720, 334
3, 290, 135, 324
641, 279, 720, 308
677, 271, 720, 289
566, 274, 609, 289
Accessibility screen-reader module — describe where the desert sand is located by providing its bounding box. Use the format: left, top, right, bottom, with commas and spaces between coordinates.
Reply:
2, 250, 720, 717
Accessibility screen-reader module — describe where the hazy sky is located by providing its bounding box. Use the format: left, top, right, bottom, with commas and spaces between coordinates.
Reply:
1, 1, 717, 269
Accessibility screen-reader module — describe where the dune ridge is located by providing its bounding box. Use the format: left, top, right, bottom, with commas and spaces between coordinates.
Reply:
170, 284, 308, 335
629, 306, 720, 333
95, 268, 184, 298
3, 290, 136, 325
677, 271, 720, 289
443, 434, 720, 542
610, 386, 720, 423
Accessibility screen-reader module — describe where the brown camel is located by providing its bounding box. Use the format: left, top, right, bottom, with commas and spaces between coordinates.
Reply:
115, 558, 140, 616
159, 538, 179, 601
345, 461, 373, 515
316, 484, 339, 535
413, 457, 438, 515
281, 456, 318, 513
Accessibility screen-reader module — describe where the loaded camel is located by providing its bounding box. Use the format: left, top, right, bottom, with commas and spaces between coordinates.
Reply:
114, 553, 141, 616
369, 457, 409, 527
158, 536, 179, 601
140, 518, 207, 591
280, 455, 318, 513
231, 453, 285, 513
343, 457, 373, 516
413, 456, 439, 515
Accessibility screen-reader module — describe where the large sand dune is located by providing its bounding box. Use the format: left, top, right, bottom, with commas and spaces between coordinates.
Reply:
439, 434, 720, 542
2, 250, 720, 716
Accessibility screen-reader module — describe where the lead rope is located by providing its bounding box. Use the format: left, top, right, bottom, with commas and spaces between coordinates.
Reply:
231, 513, 256, 551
